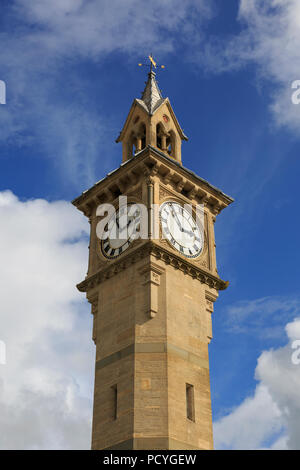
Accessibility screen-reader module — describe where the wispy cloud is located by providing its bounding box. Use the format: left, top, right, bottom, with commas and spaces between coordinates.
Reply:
199, 0, 300, 135
0, 0, 215, 187
223, 296, 300, 340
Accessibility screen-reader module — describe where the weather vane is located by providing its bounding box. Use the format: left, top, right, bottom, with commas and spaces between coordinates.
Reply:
138, 54, 165, 73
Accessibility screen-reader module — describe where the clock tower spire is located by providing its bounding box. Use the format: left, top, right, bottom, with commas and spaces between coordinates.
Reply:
72, 67, 233, 450
116, 67, 187, 165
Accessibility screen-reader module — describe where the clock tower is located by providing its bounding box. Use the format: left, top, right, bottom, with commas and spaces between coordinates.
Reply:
72, 67, 233, 450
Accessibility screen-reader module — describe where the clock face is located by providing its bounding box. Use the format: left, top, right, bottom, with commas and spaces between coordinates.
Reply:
101, 204, 140, 259
160, 201, 203, 258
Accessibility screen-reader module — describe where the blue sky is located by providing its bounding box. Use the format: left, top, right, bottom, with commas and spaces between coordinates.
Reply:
1, 0, 300, 449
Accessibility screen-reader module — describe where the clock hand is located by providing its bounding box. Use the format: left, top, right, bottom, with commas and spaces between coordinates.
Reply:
181, 227, 195, 236
118, 215, 136, 233
171, 209, 184, 231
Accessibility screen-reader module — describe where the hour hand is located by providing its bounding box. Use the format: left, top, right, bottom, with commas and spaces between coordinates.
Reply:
182, 228, 194, 237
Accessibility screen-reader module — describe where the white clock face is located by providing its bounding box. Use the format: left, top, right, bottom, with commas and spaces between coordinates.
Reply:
160, 202, 203, 258
101, 204, 140, 259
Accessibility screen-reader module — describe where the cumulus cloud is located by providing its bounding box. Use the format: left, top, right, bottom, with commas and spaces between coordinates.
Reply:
214, 384, 284, 450
255, 318, 300, 450
214, 313, 300, 449
0, 191, 94, 449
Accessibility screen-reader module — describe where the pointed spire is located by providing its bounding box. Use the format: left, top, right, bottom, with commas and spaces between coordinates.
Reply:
140, 70, 164, 114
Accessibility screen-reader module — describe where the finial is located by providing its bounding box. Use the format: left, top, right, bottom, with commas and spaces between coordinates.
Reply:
138, 54, 165, 74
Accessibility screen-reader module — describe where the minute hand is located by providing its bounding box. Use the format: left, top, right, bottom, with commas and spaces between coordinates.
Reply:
172, 210, 183, 231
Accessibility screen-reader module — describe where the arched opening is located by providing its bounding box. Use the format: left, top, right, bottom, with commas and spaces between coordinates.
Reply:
127, 132, 137, 159
139, 123, 146, 150
166, 135, 171, 155
166, 130, 176, 159
156, 123, 163, 150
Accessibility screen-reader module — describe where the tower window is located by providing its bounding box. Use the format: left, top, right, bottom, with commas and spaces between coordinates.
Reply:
156, 123, 162, 149
140, 123, 146, 150
111, 384, 118, 420
167, 131, 176, 159
186, 383, 195, 421
166, 136, 171, 155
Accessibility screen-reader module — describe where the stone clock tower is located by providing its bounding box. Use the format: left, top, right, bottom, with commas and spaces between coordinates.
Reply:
72, 69, 233, 450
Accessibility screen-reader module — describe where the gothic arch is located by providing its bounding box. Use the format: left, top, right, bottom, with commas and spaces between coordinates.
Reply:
139, 122, 146, 150
166, 129, 177, 160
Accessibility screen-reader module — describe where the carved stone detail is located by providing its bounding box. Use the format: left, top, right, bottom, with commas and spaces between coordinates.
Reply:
127, 184, 143, 201
87, 292, 99, 344
159, 184, 174, 201
163, 172, 173, 185
176, 179, 185, 192
188, 187, 197, 199
77, 242, 228, 293
139, 263, 164, 318
204, 291, 218, 344
205, 299, 214, 313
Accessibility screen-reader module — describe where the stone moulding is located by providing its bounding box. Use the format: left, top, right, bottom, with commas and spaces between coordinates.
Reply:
87, 292, 99, 344
139, 262, 165, 318
72, 146, 234, 218
77, 241, 229, 293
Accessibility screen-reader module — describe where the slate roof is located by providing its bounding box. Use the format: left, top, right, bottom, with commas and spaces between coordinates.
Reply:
139, 70, 164, 114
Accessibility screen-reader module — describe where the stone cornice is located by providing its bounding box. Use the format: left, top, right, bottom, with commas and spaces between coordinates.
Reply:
77, 241, 229, 293
72, 146, 234, 217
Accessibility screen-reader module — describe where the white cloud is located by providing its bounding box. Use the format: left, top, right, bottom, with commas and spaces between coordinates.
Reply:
255, 318, 300, 450
0, 1, 215, 186
224, 296, 300, 339
0, 191, 94, 449
214, 384, 284, 450
13, 0, 214, 57
2, 0, 300, 187
214, 314, 300, 450
201, 0, 300, 134
286, 318, 300, 340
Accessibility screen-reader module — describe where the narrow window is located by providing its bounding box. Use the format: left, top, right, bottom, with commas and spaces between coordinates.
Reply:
166, 136, 171, 155
111, 384, 118, 420
156, 123, 162, 149
140, 123, 146, 150
186, 383, 195, 421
